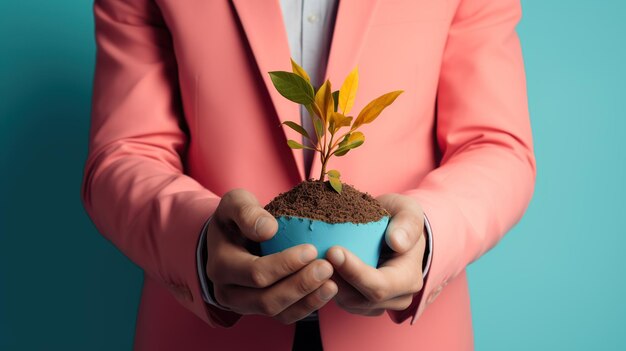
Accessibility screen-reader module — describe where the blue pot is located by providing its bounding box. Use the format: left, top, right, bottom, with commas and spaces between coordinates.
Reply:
260, 215, 390, 268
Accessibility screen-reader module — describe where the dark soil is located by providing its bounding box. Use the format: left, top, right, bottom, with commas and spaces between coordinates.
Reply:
264, 179, 389, 224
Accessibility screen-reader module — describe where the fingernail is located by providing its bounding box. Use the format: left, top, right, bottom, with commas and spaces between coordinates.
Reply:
319, 285, 337, 301
255, 216, 272, 237
328, 249, 345, 267
299, 246, 317, 263
394, 228, 409, 250
314, 263, 333, 281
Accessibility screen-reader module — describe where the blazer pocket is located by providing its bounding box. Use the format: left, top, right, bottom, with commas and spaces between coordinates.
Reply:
370, 0, 449, 26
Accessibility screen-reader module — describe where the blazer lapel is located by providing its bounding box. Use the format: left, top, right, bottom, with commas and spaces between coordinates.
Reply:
308, 0, 380, 181
231, 0, 305, 180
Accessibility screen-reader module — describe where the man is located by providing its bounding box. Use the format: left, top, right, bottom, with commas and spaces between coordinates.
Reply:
81, 0, 535, 350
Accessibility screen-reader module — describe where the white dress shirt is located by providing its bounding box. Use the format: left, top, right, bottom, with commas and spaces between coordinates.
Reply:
281, 0, 339, 177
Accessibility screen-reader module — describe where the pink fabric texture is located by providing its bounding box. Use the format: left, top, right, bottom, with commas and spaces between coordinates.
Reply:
81, 0, 535, 350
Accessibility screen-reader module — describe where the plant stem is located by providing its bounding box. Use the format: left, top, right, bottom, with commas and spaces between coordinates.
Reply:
319, 155, 327, 181
329, 131, 350, 151
319, 130, 337, 182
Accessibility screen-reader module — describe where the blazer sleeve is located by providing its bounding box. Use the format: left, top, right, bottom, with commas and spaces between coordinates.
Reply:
81, 0, 241, 328
387, 0, 536, 325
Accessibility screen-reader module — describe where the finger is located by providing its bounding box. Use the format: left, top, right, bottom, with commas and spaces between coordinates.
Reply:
328, 245, 424, 303
209, 242, 317, 288
326, 246, 391, 303
375, 193, 422, 216
376, 194, 424, 254
336, 283, 416, 311
339, 305, 385, 317
374, 235, 425, 295
215, 188, 278, 242
378, 231, 425, 275
215, 259, 334, 316
273, 280, 338, 325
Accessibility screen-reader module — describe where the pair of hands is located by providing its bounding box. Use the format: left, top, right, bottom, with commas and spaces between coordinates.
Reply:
204, 189, 426, 325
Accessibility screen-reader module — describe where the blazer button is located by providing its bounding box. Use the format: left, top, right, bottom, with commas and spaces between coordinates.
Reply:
427, 285, 443, 305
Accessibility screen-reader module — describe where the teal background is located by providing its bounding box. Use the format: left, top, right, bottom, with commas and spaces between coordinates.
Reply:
0, 1, 624, 350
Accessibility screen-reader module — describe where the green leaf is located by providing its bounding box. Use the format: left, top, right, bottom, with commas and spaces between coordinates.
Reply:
287, 139, 315, 150
334, 148, 350, 156
352, 90, 403, 130
327, 169, 341, 178
339, 67, 359, 115
327, 170, 341, 193
328, 177, 342, 193
333, 132, 364, 156
282, 121, 309, 139
335, 134, 351, 155
290, 58, 310, 82
268, 71, 315, 105
332, 90, 340, 112
338, 133, 350, 148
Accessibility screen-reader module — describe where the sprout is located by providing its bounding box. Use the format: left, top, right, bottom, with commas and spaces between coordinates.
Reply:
269, 58, 403, 193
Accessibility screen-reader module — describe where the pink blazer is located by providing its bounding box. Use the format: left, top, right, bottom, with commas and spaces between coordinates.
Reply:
82, 0, 535, 349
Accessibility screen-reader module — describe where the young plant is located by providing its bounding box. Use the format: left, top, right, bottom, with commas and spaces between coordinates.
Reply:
269, 58, 403, 193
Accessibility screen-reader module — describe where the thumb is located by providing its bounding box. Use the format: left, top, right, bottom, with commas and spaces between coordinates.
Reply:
215, 188, 278, 242
384, 210, 423, 254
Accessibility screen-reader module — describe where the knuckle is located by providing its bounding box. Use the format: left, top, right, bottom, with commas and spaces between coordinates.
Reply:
250, 265, 269, 288
236, 203, 255, 223
278, 255, 299, 275
369, 309, 385, 316
367, 287, 388, 303
413, 279, 424, 292
302, 294, 321, 311
342, 269, 361, 284
398, 297, 413, 310
258, 296, 280, 317
335, 297, 350, 310
213, 287, 229, 307
205, 259, 224, 283
205, 263, 218, 282
227, 188, 246, 200
274, 314, 290, 325
341, 295, 361, 309
295, 275, 315, 295
221, 189, 237, 205
401, 213, 422, 236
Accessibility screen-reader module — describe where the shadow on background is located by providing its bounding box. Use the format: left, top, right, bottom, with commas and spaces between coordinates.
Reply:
0, 2, 142, 350
1, 1, 625, 350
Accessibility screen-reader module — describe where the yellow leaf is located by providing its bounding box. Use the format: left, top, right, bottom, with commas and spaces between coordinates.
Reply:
315, 80, 334, 122
339, 67, 359, 115
290, 58, 310, 82
333, 131, 364, 156
328, 112, 353, 134
353, 90, 403, 130
347, 131, 365, 145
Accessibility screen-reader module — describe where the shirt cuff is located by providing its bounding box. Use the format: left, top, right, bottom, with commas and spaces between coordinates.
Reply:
422, 212, 433, 278
196, 216, 233, 311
